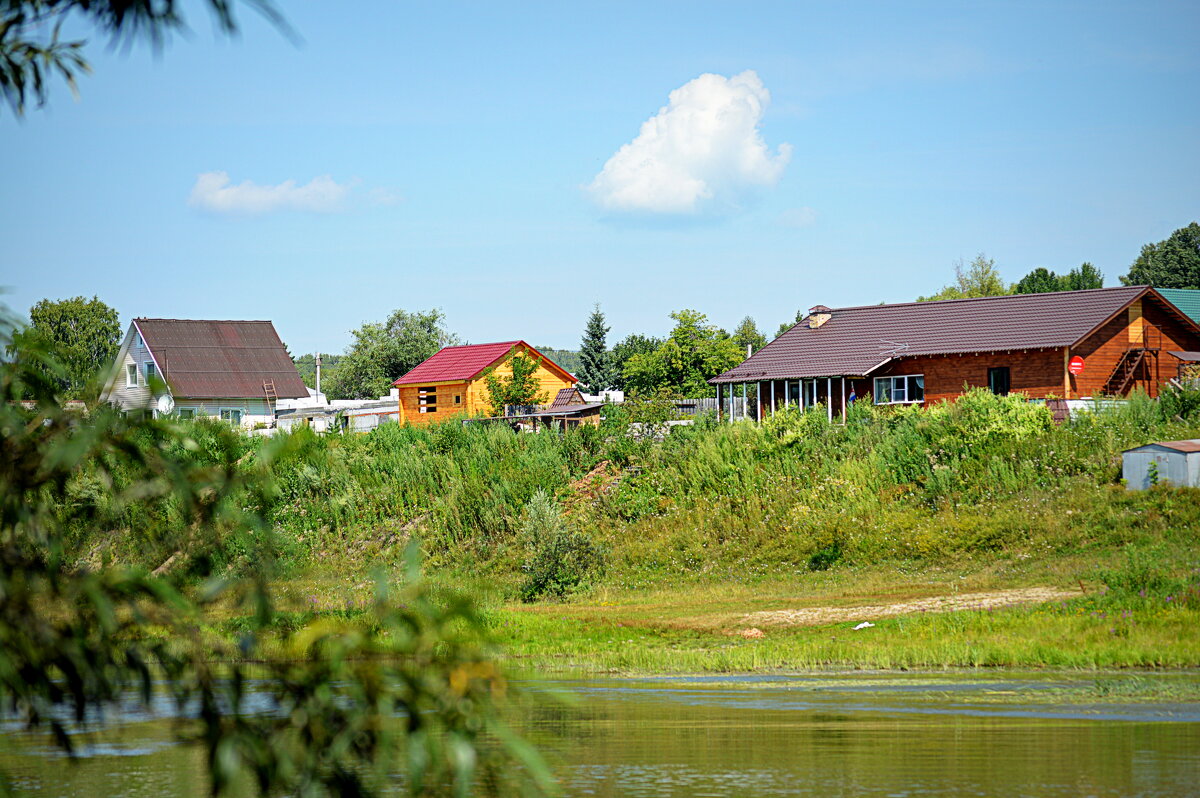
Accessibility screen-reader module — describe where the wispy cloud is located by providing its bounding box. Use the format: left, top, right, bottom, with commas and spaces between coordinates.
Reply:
188, 172, 356, 215
587, 70, 791, 216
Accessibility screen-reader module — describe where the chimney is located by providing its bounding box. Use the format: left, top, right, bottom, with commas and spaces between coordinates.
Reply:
808, 305, 833, 329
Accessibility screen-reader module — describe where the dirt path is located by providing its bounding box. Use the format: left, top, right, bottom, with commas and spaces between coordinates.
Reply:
740, 587, 1081, 629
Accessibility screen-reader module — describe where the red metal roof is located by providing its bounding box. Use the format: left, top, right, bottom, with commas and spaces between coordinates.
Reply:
135, 318, 309, 399
393, 341, 574, 386
711, 286, 1171, 383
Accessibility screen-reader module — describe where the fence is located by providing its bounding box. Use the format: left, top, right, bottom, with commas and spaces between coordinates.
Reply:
672, 397, 744, 417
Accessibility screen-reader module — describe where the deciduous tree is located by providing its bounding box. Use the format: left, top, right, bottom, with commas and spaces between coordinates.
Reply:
483, 351, 550, 416
1, 0, 287, 116
732, 315, 767, 356
1121, 222, 1200, 289
775, 309, 804, 339
918, 254, 1010, 301
608, 333, 661, 392
22, 295, 120, 398
326, 308, 458, 400
622, 310, 742, 397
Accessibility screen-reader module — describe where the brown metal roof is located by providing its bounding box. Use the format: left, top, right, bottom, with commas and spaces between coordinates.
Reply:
1125, 439, 1200, 453
711, 286, 1155, 383
1169, 351, 1200, 362
135, 318, 309, 399
550, 387, 585, 408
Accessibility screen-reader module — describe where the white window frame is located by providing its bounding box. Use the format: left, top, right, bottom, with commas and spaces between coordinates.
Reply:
126, 363, 139, 387
177, 408, 196, 420
144, 361, 157, 381
134, 332, 144, 349
219, 408, 244, 425
874, 374, 925, 405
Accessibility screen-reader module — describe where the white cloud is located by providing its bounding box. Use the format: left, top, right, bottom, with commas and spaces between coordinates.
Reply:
777, 207, 817, 228
588, 70, 791, 215
188, 172, 355, 215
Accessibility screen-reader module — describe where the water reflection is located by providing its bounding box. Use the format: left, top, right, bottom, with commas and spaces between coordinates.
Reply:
1, 672, 1197, 796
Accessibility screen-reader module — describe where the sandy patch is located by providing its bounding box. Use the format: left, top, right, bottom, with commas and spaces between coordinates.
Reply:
741, 587, 1081, 628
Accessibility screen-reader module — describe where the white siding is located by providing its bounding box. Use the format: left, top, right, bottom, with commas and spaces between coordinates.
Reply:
173, 399, 275, 428
107, 348, 156, 412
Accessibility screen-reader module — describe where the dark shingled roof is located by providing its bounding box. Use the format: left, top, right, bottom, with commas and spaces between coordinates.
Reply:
136, 319, 308, 399
711, 286, 1158, 383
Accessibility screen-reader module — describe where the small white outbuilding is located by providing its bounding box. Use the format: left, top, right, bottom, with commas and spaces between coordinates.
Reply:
1122, 440, 1200, 490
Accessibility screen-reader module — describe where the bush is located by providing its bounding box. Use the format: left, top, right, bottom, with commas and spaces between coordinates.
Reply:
518, 490, 604, 601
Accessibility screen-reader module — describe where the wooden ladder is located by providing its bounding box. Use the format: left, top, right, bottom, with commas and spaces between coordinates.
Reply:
263, 380, 278, 421
1102, 349, 1146, 396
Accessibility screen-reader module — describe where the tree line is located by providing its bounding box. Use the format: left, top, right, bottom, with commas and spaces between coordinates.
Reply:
17, 221, 1200, 402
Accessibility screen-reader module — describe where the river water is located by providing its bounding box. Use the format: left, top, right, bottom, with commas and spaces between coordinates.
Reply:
2, 672, 1198, 796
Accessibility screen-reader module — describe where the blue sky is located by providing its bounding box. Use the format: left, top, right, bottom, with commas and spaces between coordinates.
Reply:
2, 0, 1198, 355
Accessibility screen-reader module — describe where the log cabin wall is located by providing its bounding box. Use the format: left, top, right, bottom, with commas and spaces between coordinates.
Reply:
875, 348, 1064, 405
1069, 298, 1200, 398
463, 346, 574, 414
397, 380, 471, 426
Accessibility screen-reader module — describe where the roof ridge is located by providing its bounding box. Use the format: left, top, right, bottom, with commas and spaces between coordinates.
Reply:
136, 318, 276, 323
828, 285, 1146, 314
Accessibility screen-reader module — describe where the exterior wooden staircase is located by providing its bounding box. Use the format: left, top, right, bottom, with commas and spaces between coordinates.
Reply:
1101, 322, 1163, 396
1102, 348, 1147, 396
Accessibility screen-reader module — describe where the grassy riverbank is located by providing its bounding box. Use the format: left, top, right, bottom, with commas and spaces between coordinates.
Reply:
72, 389, 1200, 672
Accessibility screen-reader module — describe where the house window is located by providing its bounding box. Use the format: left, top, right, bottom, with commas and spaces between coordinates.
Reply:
988, 367, 1011, 396
418, 386, 437, 414
144, 362, 157, 381
219, 408, 243, 425
126, 363, 139, 387
454, 395, 462, 405
134, 332, 143, 349
874, 374, 925, 405
177, 408, 195, 420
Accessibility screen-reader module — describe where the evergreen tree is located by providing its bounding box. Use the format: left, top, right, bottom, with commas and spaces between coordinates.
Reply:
577, 303, 612, 392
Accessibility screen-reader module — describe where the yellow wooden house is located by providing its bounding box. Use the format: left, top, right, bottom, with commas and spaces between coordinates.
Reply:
392, 340, 576, 426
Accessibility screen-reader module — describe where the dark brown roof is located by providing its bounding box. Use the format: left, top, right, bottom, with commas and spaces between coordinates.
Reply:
135, 319, 308, 399
550, 387, 585, 408
712, 286, 1163, 383
1125, 439, 1200, 453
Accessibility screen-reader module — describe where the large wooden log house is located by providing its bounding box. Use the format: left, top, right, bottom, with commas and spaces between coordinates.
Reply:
710, 286, 1200, 421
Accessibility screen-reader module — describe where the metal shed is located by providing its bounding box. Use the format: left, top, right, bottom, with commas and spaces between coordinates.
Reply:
1122, 439, 1200, 490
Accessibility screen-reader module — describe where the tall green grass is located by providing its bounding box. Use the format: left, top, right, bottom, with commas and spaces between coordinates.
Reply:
69, 389, 1200, 593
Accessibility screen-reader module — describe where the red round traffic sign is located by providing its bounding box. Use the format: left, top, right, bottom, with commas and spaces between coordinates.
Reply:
1068, 356, 1085, 375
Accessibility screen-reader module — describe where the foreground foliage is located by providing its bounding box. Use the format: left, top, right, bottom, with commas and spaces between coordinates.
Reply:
0, 324, 550, 796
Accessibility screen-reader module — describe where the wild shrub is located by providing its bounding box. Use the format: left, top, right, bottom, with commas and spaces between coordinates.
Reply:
518, 490, 604, 601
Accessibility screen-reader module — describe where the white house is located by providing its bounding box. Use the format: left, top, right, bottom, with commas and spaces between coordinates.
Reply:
99, 318, 309, 427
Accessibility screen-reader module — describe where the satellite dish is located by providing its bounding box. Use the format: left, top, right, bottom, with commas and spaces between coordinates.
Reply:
156, 394, 175, 415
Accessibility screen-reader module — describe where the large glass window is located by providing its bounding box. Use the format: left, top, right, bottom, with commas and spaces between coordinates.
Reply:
219, 408, 243, 425
874, 375, 925, 405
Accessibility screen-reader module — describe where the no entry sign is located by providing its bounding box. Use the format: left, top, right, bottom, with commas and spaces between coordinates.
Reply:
1068, 356, 1085, 375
